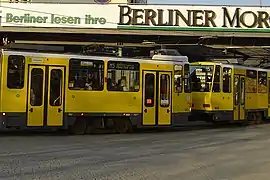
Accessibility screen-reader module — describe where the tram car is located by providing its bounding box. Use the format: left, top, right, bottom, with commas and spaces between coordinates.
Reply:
0, 48, 191, 134
189, 61, 270, 124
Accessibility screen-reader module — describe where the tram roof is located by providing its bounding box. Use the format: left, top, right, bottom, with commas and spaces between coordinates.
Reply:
4, 40, 270, 68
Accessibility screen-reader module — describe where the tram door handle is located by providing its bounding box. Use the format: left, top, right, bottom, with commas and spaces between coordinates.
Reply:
58, 108, 62, 113
167, 109, 170, 113
144, 109, 147, 113
29, 108, 33, 112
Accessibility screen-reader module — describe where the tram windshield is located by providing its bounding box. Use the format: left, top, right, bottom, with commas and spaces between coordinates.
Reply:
190, 65, 214, 92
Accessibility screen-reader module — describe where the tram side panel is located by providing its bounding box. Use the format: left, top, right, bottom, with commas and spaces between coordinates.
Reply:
65, 58, 142, 130
1, 54, 30, 128
190, 63, 241, 122
189, 62, 212, 122
245, 69, 259, 111
208, 65, 234, 122
232, 67, 245, 121
0, 52, 69, 129
245, 69, 268, 121
256, 70, 268, 119
139, 61, 174, 127
64, 58, 191, 130
268, 71, 270, 119
189, 62, 226, 122
65, 58, 185, 129
172, 63, 191, 125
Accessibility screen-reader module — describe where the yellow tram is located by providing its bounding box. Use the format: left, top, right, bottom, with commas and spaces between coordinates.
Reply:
189, 61, 270, 124
0, 48, 191, 134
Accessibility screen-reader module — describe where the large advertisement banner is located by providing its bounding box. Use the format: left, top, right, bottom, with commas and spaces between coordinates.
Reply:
1, 3, 118, 28
117, 5, 270, 32
1, 3, 270, 33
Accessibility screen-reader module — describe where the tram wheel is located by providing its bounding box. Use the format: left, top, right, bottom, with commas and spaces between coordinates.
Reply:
69, 118, 87, 135
114, 118, 132, 134
256, 112, 263, 124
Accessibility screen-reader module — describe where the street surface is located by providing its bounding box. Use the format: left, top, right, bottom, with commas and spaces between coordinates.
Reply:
0, 125, 270, 180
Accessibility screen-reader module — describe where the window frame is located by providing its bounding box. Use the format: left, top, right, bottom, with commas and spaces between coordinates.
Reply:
246, 69, 257, 93
222, 67, 232, 93
234, 75, 240, 106
68, 58, 104, 91
174, 65, 183, 93
160, 74, 170, 107
183, 64, 191, 93
213, 65, 221, 93
190, 65, 214, 92
7, 55, 25, 89
30, 68, 44, 106
50, 69, 63, 106
107, 61, 140, 92
258, 71, 267, 93
144, 73, 155, 107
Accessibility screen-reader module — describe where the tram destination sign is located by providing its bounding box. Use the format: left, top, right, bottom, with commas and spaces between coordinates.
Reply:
117, 5, 270, 32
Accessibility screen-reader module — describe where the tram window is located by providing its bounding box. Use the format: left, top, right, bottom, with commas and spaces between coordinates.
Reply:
68, 59, 104, 91
212, 65, 220, 92
246, 70, 257, 93
160, 74, 170, 107
190, 65, 213, 92
30, 68, 43, 106
223, 67, 232, 93
50, 69, 62, 106
107, 61, 140, 92
144, 73, 155, 107
174, 65, 182, 93
184, 64, 191, 93
7, 55, 25, 89
258, 71, 267, 93
240, 77, 245, 105
234, 76, 239, 106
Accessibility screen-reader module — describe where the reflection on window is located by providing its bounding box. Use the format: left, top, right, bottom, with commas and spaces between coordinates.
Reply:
68, 59, 104, 91
50, 69, 62, 106
213, 65, 220, 92
190, 65, 214, 92
145, 73, 155, 107
7, 55, 25, 89
160, 74, 170, 107
246, 70, 257, 93
184, 64, 191, 93
107, 61, 140, 92
234, 76, 239, 106
223, 67, 232, 93
30, 68, 43, 106
258, 71, 267, 93
174, 65, 182, 93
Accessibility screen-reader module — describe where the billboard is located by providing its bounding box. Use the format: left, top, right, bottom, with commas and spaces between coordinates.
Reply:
1, 3, 118, 28
117, 5, 270, 32
1, 3, 270, 32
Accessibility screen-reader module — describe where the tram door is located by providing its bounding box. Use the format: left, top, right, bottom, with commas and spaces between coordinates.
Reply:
233, 75, 245, 120
142, 71, 172, 126
27, 65, 65, 127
